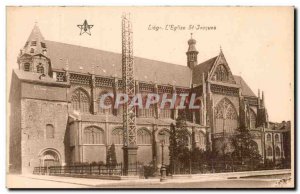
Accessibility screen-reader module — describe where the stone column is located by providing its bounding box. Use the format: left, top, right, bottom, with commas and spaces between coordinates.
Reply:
91, 74, 97, 114
112, 78, 118, 116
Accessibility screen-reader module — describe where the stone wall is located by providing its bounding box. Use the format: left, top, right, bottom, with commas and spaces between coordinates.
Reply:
21, 98, 68, 173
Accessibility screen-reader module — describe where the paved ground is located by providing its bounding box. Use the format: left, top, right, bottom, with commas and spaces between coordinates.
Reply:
6, 169, 293, 189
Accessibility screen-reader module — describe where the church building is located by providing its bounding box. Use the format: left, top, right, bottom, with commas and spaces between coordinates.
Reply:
9, 24, 288, 173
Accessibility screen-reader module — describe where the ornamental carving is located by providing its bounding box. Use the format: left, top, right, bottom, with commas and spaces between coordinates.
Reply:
210, 84, 239, 96
70, 73, 90, 85
95, 77, 113, 87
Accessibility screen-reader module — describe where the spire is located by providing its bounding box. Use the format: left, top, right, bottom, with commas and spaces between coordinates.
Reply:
258, 89, 260, 108
262, 91, 265, 107
220, 45, 223, 54
27, 22, 45, 42
187, 33, 198, 52
23, 23, 47, 56
186, 33, 199, 69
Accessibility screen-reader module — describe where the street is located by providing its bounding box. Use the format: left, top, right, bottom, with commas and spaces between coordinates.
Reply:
6, 172, 292, 189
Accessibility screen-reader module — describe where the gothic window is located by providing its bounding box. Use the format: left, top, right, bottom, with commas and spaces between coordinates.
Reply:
249, 109, 257, 129
83, 126, 104, 144
157, 129, 170, 145
46, 124, 54, 139
214, 64, 228, 82
137, 128, 151, 144
24, 63, 30, 71
71, 88, 90, 113
37, 64, 44, 74
112, 128, 123, 144
214, 98, 238, 134
266, 133, 272, 142
98, 93, 113, 115
275, 134, 280, 142
275, 146, 281, 157
160, 102, 171, 118
267, 146, 273, 157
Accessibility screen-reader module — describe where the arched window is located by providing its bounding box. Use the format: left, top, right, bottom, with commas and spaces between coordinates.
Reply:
71, 88, 90, 113
98, 93, 113, 115
267, 147, 273, 157
46, 124, 54, 139
83, 126, 104, 144
37, 64, 44, 74
157, 129, 170, 145
275, 146, 281, 157
137, 128, 151, 144
214, 64, 228, 82
249, 109, 256, 129
112, 128, 123, 144
24, 63, 30, 71
266, 133, 272, 142
30, 48, 35, 53
214, 98, 238, 134
275, 134, 280, 142
160, 102, 171, 118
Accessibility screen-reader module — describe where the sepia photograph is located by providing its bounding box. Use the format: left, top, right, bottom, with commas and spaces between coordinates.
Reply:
6, 6, 294, 189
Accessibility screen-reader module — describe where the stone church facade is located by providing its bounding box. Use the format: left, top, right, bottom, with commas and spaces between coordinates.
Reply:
9, 24, 289, 173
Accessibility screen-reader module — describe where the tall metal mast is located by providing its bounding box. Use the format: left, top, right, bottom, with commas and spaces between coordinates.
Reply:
122, 13, 138, 175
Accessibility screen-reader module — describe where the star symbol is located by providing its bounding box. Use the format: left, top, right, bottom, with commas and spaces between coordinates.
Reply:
77, 20, 94, 35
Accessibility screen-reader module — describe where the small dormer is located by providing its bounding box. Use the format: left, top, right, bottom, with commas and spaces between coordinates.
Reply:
17, 23, 50, 75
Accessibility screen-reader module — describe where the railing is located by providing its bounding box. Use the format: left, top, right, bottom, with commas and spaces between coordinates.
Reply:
33, 162, 143, 177
170, 161, 288, 175
33, 167, 48, 175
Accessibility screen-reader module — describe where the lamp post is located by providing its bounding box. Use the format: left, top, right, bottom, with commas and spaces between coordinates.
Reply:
160, 139, 167, 182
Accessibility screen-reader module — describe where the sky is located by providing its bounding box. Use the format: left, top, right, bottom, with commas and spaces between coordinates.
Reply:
6, 6, 294, 122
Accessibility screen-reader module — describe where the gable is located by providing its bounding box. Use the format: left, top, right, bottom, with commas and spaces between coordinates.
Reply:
208, 52, 236, 84
192, 56, 217, 85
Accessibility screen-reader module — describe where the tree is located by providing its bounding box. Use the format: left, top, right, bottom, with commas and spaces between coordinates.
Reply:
169, 110, 191, 174
230, 127, 262, 169
106, 144, 117, 168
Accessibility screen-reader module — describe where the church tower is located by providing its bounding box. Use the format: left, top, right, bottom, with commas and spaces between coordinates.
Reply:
186, 33, 199, 69
17, 23, 50, 76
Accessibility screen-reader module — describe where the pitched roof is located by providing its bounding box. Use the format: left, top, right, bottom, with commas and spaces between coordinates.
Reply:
45, 40, 191, 87
192, 56, 218, 84
22, 24, 46, 55
233, 75, 256, 97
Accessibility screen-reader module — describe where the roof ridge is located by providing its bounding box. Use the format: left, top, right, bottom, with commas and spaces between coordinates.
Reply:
45, 40, 188, 69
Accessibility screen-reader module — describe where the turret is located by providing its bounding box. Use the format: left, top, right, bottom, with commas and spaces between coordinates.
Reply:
17, 23, 50, 75
186, 33, 198, 69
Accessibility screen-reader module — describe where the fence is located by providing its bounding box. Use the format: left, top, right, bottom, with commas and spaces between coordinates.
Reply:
33, 162, 143, 177
170, 160, 288, 175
